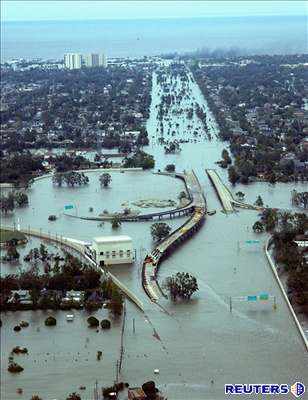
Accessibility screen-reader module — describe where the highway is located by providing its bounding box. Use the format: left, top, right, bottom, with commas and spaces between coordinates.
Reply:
206, 169, 257, 212
142, 170, 206, 301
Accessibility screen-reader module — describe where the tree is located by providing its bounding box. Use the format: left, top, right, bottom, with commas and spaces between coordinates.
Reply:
254, 195, 264, 207
29, 288, 41, 307
178, 191, 187, 201
6, 241, 20, 261
87, 316, 99, 327
164, 272, 198, 301
150, 222, 171, 242
228, 166, 239, 185
260, 208, 279, 231
252, 221, 264, 233
64, 171, 89, 187
221, 148, 232, 166
111, 215, 121, 229
53, 171, 89, 187
122, 150, 155, 169
0, 193, 15, 214
66, 393, 81, 400
14, 192, 29, 207
30, 396, 43, 400
39, 244, 48, 261
235, 191, 245, 201
268, 173, 277, 185
101, 319, 111, 329
279, 211, 294, 235
109, 285, 123, 317
52, 173, 64, 187
99, 173, 112, 187
292, 191, 308, 209
165, 164, 175, 172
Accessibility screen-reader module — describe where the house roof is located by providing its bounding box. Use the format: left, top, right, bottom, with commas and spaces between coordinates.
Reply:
128, 387, 147, 399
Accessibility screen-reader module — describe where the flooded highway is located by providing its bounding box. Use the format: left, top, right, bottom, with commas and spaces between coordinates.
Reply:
1, 62, 307, 400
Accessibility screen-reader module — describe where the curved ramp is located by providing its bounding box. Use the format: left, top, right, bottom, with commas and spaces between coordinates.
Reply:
142, 170, 206, 301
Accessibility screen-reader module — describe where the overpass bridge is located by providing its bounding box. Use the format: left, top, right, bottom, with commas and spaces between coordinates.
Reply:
142, 170, 206, 301
64, 171, 196, 222
206, 169, 258, 213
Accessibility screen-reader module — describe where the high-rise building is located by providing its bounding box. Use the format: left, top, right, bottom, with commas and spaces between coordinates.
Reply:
84, 53, 107, 68
64, 53, 107, 69
84, 53, 99, 67
64, 53, 82, 69
98, 54, 107, 68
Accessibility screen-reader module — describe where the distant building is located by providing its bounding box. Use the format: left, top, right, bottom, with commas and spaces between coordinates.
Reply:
91, 235, 134, 266
84, 53, 99, 67
64, 53, 82, 69
98, 54, 107, 67
84, 53, 107, 68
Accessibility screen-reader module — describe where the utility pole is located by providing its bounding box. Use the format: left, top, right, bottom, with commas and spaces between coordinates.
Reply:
116, 359, 119, 384
94, 380, 98, 400
229, 296, 232, 313
133, 318, 135, 334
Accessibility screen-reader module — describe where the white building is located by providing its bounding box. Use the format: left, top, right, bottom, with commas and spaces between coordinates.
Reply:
84, 53, 107, 68
92, 236, 134, 266
64, 53, 82, 69
98, 54, 107, 68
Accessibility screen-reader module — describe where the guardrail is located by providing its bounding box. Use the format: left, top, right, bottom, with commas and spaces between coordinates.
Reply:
1, 225, 144, 312
265, 236, 308, 351
141, 170, 206, 302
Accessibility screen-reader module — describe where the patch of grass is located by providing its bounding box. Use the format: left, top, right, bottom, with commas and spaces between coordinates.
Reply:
0, 229, 27, 244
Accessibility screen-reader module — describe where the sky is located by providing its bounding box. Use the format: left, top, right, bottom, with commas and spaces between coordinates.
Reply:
1, 0, 307, 22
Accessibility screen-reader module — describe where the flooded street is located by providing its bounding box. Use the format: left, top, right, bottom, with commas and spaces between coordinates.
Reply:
1, 63, 307, 400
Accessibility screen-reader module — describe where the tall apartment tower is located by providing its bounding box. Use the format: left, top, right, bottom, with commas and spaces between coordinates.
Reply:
84, 53, 100, 67
84, 53, 107, 68
99, 54, 107, 68
64, 53, 82, 69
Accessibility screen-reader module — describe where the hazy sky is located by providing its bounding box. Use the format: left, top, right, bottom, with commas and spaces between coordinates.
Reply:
2, 0, 307, 22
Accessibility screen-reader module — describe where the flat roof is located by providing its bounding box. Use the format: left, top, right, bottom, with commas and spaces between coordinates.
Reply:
93, 235, 132, 244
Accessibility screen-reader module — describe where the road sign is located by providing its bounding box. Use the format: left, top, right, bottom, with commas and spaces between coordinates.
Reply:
259, 294, 269, 300
245, 240, 260, 244
64, 205, 74, 210
247, 295, 257, 301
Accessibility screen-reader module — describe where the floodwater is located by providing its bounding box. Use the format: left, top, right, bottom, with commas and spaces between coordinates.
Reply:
1, 63, 307, 400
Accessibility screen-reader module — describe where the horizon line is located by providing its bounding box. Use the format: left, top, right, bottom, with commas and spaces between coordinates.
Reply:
2, 14, 307, 23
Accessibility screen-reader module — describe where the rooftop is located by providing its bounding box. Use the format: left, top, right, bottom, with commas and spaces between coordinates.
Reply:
93, 235, 132, 244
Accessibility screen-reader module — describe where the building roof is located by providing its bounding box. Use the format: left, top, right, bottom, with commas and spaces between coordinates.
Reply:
93, 235, 132, 244
128, 387, 147, 399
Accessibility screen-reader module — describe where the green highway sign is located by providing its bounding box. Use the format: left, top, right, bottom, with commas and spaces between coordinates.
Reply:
64, 205, 74, 210
259, 294, 269, 300
247, 295, 257, 301
245, 240, 260, 244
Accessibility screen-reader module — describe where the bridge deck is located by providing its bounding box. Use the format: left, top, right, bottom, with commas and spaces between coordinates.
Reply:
142, 170, 206, 301
206, 169, 235, 212
206, 169, 257, 212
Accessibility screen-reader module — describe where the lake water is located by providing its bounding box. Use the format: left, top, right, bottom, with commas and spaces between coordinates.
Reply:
1, 16, 307, 62
1, 64, 308, 399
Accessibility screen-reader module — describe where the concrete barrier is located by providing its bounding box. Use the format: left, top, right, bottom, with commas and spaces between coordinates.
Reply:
265, 237, 308, 351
